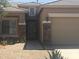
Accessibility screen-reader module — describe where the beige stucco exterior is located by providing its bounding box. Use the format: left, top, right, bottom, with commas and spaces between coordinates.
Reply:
2, 0, 79, 45
39, 0, 79, 45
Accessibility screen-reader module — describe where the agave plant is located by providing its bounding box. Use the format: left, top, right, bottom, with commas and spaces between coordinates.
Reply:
53, 50, 62, 59
47, 50, 63, 59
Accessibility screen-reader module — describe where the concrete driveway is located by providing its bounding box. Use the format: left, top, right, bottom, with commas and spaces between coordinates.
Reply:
60, 49, 79, 59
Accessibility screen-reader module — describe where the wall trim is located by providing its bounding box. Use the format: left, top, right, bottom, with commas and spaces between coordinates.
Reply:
48, 13, 79, 17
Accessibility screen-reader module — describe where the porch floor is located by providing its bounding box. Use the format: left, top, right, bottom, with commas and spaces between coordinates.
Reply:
24, 40, 44, 50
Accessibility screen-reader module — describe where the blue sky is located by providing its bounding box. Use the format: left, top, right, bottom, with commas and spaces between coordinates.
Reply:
10, 0, 57, 4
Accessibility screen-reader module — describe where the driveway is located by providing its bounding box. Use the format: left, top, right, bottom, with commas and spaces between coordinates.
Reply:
60, 49, 79, 59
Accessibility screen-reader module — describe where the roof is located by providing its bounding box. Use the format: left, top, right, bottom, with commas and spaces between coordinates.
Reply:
46, 0, 79, 5
18, 0, 79, 8
42, 0, 79, 8
18, 2, 40, 7
0, 7, 28, 13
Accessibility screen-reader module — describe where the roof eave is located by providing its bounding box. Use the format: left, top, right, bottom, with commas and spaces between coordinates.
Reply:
41, 5, 79, 8
0, 10, 28, 13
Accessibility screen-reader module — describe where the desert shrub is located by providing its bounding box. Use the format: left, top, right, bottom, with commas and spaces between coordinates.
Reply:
1, 40, 7, 45
0, 38, 17, 45
7, 38, 17, 45
19, 36, 26, 43
0, 36, 26, 45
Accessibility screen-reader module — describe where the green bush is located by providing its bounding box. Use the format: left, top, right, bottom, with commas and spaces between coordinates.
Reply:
19, 36, 26, 43
7, 38, 16, 45
1, 40, 7, 45
0, 36, 26, 45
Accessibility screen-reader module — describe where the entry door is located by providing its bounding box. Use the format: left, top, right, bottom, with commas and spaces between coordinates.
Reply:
27, 21, 38, 40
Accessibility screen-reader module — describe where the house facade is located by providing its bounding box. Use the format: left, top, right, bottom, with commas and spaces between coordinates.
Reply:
1, 0, 79, 45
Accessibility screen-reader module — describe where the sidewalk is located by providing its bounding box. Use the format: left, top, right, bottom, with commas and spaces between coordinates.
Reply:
24, 40, 44, 50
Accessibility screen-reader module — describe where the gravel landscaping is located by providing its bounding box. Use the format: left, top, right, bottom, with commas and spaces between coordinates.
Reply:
0, 43, 50, 59
0, 43, 79, 59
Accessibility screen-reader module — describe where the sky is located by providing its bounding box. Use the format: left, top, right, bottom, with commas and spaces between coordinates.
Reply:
10, 0, 57, 4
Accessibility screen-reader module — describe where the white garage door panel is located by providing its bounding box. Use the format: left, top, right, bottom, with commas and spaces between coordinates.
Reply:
51, 17, 79, 45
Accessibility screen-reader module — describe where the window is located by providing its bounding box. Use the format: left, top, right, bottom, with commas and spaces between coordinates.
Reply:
2, 20, 9, 34
29, 8, 36, 16
9, 20, 17, 35
0, 20, 17, 35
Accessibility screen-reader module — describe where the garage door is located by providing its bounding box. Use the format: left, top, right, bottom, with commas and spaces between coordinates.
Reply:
51, 17, 79, 45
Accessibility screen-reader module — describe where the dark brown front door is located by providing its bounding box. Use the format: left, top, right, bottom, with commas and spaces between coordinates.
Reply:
28, 21, 38, 40
26, 20, 38, 40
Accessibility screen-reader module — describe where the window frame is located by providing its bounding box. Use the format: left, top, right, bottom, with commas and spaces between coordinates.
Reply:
0, 17, 18, 37
29, 7, 36, 16
2, 20, 10, 35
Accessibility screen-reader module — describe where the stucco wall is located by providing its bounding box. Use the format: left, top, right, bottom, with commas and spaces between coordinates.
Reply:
40, 8, 79, 21
40, 8, 79, 44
